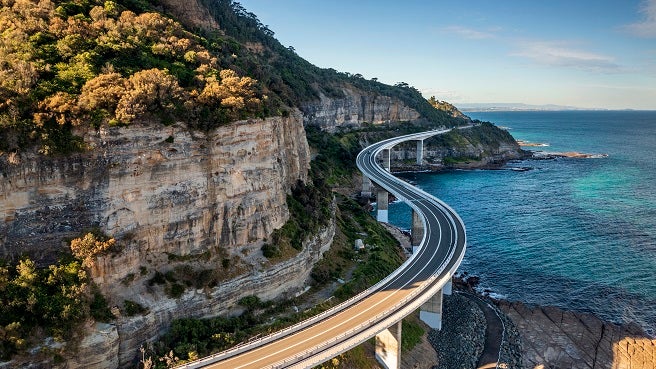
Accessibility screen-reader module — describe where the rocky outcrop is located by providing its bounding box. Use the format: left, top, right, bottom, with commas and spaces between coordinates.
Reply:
67, 323, 120, 369
499, 301, 656, 369
159, 0, 221, 32
387, 125, 526, 171
115, 217, 335, 366
302, 88, 421, 132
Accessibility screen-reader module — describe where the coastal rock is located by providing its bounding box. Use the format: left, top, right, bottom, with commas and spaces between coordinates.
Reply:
302, 88, 421, 132
428, 293, 487, 369
387, 124, 526, 172
498, 301, 656, 369
531, 150, 609, 159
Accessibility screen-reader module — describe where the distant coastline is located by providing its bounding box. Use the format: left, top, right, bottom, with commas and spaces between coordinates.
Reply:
455, 103, 651, 112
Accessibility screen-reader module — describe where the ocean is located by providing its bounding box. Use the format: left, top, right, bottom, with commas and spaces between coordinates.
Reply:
387, 110, 656, 335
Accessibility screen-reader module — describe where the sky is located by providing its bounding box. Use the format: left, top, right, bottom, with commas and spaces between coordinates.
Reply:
239, 0, 656, 110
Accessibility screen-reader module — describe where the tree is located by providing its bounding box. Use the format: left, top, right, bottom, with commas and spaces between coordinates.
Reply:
196, 69, 260, 120
69, 233, 116, 269
78, 72, 128, 116
33, 92, 81, 126
115, 68, 185, 123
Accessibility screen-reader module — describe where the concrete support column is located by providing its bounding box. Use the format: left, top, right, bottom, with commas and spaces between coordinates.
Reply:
416, 140, 424, 165
361, 175, 373, 198
411, 209, 424, 254
375, 320, 402, 369
381, 148, 391, 171
442, 278, 453, 296
377, 189, 389, 223
420, 290, 443, 330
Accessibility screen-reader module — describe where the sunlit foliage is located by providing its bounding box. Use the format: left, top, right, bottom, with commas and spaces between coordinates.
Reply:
0, 0, 265, 154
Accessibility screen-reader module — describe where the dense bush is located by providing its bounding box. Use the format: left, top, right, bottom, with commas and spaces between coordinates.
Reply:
0, 0, 268, 154
0, 0, 470, 156
0, 258, 90, 359
261, 177, 333, 259
0, 231, 116, 360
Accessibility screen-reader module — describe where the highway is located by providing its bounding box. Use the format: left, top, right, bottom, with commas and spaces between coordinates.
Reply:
183, 128, 467, 369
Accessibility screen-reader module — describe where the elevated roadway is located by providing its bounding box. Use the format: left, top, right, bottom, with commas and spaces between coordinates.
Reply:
183, 128, 467, 369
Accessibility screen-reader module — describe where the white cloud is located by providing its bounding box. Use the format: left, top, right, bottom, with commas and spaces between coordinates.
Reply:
624, 0, 656, 38
441, 25, 497, 40
512, 41, 620, 72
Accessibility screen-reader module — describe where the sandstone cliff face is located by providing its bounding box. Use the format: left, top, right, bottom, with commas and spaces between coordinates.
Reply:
159, 0, 220, 32
0, 112, 315, 367
1, 112, 308, 268
302, 88, 422, 132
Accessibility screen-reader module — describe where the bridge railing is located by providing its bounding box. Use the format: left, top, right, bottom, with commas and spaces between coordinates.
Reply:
262, 130, 466, 368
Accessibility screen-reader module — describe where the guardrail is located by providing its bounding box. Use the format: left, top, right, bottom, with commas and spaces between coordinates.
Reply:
182, 128, 468, 368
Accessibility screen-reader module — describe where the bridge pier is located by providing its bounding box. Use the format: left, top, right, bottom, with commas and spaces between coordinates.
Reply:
443, 278, 453, 295
420, 290, 444, 330
381, 148, 391, 171
411, 209, 424, 254
375, 149, 391, 223
377, 188, 389, 223
361, 176, 373, 198
416, 140, 424, 165
375, 320, 402, 369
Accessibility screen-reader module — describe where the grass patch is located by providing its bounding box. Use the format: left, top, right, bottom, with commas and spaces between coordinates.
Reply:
402, 315, 425, 352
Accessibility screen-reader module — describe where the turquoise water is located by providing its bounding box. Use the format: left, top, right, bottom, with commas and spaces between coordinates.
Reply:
388, 111, 656, 335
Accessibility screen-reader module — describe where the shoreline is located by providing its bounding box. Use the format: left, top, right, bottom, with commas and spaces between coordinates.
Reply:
383, 223, 655, 368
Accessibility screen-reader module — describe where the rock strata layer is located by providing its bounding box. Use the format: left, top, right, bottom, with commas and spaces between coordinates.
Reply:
302, 89, 421, 132
1, 112, 309, 282
0, 111, 314, 367
116, 218, 336, 366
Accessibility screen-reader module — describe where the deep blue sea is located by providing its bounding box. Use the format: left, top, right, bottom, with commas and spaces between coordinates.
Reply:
388, 111, 656, 335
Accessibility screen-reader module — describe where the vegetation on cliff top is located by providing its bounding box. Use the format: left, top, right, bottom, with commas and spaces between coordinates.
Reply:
0, 0, 269, 154
197, 0, 469, 125
0, 0, 472, 155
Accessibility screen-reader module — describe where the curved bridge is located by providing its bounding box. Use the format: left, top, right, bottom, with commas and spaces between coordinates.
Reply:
184, 128, 467, 369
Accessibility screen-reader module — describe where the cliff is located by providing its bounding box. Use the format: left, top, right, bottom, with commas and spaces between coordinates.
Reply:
0, 111, 318, 366
302, 88, 422, 132
1, 112, 308, 269
114, 217, 335, 366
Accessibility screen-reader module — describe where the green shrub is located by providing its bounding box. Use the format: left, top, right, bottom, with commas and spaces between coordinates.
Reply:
148, 271, 166, 286
167, 283, 185, 299
124, 300, 148, 316
0, 255, 112, 360
90, 289, 114, 322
